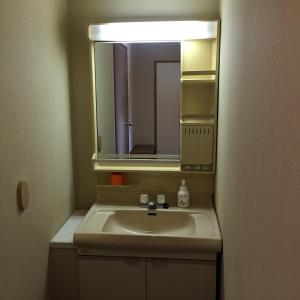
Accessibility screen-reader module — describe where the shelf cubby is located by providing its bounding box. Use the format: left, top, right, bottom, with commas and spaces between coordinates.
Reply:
180, 32, 219, 172
181, 83, 215, 116
181, 40, 217, 73
95, 172, 140, 190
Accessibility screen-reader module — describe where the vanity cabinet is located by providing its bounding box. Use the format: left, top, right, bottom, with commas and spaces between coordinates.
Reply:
147, 258, 216, 300
79, 256, 146, 300
78, 256, 216, 300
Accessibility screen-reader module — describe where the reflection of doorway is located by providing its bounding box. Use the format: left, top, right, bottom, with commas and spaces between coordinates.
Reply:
155, 61, 180, 154
113, 44, 130, 154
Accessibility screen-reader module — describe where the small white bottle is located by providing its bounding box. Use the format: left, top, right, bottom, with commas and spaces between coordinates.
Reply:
177, 179, 190, 208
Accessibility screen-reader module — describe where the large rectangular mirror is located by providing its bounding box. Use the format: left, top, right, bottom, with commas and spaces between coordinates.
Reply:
95, 41, 181, 160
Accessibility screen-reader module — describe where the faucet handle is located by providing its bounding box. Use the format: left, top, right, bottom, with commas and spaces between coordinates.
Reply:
157, 194, 166, 205
140, 194, 149, 205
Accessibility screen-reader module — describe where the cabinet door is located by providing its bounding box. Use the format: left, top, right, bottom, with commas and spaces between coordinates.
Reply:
79, 256, 146, 300
146, 258, 216, 300
181, 125, 214, 166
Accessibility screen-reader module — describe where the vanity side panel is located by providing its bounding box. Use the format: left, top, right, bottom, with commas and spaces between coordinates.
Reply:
48, 248, 80, 300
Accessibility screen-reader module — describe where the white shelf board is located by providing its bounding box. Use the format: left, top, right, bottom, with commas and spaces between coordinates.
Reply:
180, 118, 215, 125
182, 70, 216, 76
181, 74, 216, 84
94, 161, 181, 173
96, 184, 139, 191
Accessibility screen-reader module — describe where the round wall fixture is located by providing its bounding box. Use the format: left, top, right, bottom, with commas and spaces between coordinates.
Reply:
17, 181, 29, 210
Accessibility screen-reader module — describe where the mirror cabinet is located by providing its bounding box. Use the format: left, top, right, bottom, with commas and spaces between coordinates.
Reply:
89, 21, 220, 173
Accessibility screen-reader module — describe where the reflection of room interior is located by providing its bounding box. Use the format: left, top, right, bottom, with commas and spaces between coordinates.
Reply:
95, 42, 181, 157
125, 43, 180, 155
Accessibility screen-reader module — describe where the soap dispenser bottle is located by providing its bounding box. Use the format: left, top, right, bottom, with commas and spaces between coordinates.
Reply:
177, 179, 190, 208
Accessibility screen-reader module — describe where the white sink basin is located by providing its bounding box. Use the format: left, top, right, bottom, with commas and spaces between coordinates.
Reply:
102, 210, 196, 236
74, 204, 222, 257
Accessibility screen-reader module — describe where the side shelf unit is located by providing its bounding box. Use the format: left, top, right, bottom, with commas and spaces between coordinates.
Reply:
180, 36, 219, 172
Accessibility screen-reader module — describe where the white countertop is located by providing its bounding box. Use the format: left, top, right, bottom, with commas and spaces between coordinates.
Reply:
50, 209, 87, 249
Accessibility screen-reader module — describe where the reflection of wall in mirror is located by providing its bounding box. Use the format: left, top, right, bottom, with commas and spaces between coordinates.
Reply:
156, 62, 180, 154
95, 43, 116, 155
128, 43, 180, 152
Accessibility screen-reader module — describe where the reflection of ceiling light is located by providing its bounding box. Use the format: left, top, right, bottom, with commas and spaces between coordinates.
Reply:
89, 21, 218, 42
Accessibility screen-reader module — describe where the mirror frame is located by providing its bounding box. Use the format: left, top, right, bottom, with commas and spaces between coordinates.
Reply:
88, 20, 220, 173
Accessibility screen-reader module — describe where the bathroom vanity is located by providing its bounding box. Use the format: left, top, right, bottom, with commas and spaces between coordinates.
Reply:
49, 202, 221, 300
74, 204, 221, 300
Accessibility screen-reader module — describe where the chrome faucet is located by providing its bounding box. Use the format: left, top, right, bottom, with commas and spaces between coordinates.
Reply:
139, 194, 169, 210
147, 200, 158, 210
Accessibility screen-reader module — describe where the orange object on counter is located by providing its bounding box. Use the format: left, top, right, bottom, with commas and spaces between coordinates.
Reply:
111, 173, 125, 185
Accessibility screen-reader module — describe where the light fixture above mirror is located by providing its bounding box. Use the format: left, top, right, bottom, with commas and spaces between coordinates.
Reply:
89, 21, 218, 42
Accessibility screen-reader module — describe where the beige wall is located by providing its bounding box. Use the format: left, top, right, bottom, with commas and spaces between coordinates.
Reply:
156, 62, 180, 154
0, 0, 73, 299
68, 0, 220, 208
216, 0, 300, 299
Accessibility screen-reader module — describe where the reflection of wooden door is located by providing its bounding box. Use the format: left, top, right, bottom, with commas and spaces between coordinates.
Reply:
155, 62, 180, 154
114, 44, 129, 154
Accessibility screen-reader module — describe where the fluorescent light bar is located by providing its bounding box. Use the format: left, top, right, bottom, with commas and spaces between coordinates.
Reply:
89, 21, 218, 42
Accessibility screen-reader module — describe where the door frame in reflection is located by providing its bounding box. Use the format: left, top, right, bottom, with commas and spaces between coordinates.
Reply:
113, 43, 130, 154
